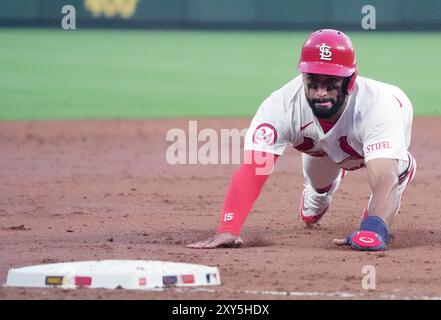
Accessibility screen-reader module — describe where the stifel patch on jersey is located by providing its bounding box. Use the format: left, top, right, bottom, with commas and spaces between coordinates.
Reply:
365, 141, 392, 154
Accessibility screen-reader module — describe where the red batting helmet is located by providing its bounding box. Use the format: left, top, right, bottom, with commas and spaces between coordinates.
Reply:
298, 29, 357, 93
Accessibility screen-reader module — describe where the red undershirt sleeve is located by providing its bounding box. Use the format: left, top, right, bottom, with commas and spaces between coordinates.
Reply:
217, 150, 279, 236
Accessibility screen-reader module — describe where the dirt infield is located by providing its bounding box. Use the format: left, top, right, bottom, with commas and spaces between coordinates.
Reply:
0, 117, 440, 300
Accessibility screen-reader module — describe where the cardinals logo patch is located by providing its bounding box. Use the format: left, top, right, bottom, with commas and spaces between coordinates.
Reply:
253, 123, 278, 146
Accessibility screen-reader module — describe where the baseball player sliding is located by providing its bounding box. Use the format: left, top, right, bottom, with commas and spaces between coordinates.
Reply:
187, 29, 416, 251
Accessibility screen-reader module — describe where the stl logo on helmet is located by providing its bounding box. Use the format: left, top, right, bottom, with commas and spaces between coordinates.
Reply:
319, 43, 332, 61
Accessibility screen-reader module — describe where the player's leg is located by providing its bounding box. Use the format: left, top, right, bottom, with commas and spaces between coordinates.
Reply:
300, 154, 345, 224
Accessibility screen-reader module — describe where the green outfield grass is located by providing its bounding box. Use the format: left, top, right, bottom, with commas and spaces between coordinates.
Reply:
0, 29, 440, 120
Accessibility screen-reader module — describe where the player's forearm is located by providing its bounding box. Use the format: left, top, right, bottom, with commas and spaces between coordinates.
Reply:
365, 158, 400, 226
368, 173, 400, 226
217, 151, 278, 235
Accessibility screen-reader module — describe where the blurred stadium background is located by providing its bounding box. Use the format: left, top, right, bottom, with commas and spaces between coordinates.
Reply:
1, 0, 440, 120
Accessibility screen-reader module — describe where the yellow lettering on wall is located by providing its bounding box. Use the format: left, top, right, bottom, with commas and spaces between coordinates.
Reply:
84, 0, 139, 18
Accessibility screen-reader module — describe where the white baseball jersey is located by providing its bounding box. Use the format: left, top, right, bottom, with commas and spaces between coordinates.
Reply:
244, 75, 413, 171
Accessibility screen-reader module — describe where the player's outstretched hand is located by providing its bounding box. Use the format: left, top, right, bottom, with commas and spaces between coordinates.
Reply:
333, 230, 387, 251
186, 232, 243, 249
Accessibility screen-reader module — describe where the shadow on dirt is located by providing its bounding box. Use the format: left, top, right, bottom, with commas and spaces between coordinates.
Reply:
139, 229, 275, 248
388, 228, 441, 250
115, 225, 440, 251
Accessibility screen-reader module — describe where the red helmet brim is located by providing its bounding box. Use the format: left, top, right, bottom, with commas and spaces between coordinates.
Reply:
298, 61, 355, 77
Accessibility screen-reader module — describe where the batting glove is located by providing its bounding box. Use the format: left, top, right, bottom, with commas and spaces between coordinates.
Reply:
345, 215, 390, 251
347, 230, 387, 251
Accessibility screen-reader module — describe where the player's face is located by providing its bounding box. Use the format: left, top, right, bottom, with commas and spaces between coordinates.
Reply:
303, 73, 347, 120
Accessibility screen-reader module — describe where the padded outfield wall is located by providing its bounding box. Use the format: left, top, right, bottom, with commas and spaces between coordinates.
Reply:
1, 0, 441, 30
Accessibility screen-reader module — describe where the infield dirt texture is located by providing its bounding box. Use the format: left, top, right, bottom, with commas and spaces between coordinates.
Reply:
0, 30, 441, 299
0, 117, 440, 299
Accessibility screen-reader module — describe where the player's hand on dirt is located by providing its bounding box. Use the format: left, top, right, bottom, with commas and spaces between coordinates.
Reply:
333, 237, 349, 246
333, 230, 387, 251
186, 232, 243, 249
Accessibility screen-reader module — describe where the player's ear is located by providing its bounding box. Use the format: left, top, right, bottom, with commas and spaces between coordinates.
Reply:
344, 68, 358, 94
343, 70, 357, 95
